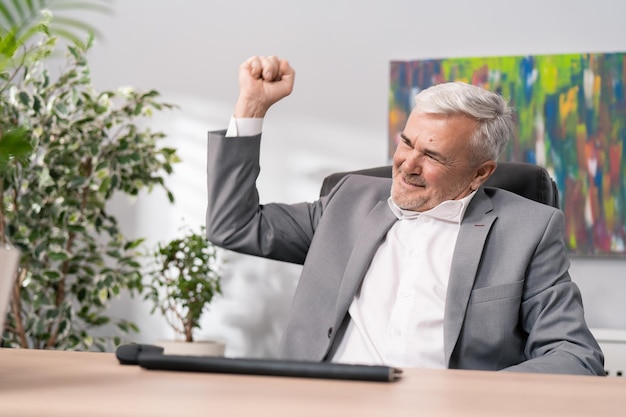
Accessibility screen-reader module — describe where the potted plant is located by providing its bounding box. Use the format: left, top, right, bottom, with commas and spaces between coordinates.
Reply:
0, 3, 181, 350
144, 226, 225, 356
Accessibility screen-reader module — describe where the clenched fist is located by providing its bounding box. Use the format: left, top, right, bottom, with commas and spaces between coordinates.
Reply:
234, 55, 295, 118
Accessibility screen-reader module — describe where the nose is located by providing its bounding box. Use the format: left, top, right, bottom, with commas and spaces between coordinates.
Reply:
401, 151, 423, 174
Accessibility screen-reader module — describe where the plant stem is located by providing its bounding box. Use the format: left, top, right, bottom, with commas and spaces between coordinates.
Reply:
11, 269, 29, 348
185, 315, 193, 343
0, 180, 6, 246
46, 158, 93, 348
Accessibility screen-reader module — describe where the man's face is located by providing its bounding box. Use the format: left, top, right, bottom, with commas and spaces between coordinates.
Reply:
391, 112, 493, 212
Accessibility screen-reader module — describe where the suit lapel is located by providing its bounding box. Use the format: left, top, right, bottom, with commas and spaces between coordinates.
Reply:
334, 200, 397, 322
444, 188, 497, 365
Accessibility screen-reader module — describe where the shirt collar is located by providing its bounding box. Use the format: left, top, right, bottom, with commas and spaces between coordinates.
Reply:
387, 191, 477, 224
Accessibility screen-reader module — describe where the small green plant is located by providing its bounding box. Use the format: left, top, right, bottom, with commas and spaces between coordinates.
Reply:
145, 226, 222, 343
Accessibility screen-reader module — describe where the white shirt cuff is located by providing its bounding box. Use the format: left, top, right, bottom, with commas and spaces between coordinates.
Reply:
225, 116, 263, 137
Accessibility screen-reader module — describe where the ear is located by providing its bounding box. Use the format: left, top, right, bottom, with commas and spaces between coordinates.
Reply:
470, 160, 497, 191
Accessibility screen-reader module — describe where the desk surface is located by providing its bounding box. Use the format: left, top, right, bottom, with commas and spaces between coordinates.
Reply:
0, 348, 624, 417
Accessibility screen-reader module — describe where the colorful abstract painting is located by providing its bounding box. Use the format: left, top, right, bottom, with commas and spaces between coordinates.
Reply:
389, 53, 626, 256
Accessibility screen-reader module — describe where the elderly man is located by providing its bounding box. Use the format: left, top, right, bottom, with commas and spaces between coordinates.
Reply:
206, 56, 604, 375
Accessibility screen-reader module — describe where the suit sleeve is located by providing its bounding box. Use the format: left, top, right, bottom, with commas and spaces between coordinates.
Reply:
205, 131, 322, 265
502, 209, 605, 375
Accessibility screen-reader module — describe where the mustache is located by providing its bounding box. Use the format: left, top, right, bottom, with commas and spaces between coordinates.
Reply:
401, 173, 425, 187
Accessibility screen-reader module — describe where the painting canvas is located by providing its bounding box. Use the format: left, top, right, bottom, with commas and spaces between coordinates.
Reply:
389, 53, 626, 256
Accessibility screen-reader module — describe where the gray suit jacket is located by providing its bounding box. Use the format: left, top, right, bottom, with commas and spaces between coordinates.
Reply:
206, 132, 604, 375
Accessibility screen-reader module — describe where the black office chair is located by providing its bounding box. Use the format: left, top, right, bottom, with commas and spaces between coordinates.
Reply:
319, 162, 559, 208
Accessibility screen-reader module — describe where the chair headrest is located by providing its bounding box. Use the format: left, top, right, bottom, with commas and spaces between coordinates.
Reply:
320, 162, 559, 208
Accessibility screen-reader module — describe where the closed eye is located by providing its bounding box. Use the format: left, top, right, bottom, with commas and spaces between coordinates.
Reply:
400, 133, 447, 164
424, 151, 442, 162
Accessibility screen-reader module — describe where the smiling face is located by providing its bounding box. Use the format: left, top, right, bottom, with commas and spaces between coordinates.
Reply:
391, 112, 496, 212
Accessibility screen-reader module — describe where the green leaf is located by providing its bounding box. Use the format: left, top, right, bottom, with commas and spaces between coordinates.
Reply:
48, 251, 69, 261
0, 126, 33, 169
18, 91, 30, 105
124, 238, 145, 250
141, 90, 159, 98
67, 224, 86, 233
98, 175, 111, 193
32, 94, 42, 112
55, 102, 68, 116
43, 270, 61, 281
46, 308, 59, 320
97, 287, 108, 304
89, 141, 99, 156
58, 320, 69, 336
90, 316, 110, 326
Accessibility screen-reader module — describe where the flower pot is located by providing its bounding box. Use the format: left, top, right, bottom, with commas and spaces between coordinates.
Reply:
0, 245, 20, 334
154, 340, 226, 357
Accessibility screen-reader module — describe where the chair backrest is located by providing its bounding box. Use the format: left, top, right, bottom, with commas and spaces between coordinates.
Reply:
319, 161, 559, 208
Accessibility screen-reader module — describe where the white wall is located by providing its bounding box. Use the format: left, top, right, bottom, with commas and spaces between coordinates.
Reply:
81, 0, 626, 357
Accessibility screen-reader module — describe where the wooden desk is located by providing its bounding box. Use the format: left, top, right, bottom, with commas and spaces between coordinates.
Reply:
0, 348, 624, 417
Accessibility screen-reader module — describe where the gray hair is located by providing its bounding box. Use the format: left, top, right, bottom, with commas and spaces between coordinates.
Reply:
413, 82, 514, 163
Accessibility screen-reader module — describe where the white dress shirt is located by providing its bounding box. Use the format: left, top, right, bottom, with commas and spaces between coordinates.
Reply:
329, 194, 475, 368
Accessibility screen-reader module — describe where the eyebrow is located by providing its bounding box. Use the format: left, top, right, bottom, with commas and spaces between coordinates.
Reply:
399, 132, 412, 145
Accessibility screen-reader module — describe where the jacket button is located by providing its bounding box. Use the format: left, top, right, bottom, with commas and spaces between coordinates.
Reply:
327, 327, 333, 338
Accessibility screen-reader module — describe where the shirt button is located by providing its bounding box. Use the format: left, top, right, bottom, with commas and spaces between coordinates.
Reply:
403, 291, 411, 298
410, 249, 420, 258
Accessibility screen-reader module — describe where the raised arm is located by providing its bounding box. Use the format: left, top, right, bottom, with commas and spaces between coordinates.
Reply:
206, 56, 319, 265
